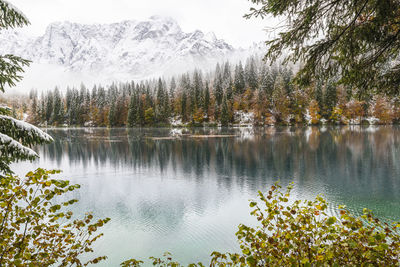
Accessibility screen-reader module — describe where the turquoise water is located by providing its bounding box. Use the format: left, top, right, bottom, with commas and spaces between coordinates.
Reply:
13, 126, 400, 266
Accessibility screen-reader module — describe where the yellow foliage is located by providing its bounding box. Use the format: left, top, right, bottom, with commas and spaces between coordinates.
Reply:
373, 96, 393, 124
193, 108, 204, 124
308, 100, 321, 125
330, 107, 344, 123
345, 100, 364, 122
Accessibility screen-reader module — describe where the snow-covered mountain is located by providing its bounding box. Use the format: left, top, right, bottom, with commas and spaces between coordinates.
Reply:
0, 16, 241, 91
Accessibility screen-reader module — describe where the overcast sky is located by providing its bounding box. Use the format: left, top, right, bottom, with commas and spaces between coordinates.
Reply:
11, 0, 273, 48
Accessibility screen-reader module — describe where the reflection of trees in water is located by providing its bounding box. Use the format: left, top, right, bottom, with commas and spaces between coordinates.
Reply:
39, 126, 400, 199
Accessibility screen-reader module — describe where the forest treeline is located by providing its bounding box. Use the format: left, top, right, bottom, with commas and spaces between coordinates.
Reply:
4, 55, 399, 127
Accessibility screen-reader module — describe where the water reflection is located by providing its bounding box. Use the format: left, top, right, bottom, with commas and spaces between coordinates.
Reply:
39, 126, 400, 201
14, 126, 400, 266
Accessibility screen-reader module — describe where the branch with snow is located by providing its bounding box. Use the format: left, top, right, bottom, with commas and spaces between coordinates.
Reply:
0, 132, 37, 158
0, 115, 53, 146
0, 0, 30, 30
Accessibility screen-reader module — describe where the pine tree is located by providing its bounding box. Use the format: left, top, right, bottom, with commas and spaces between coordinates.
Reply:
136, 95, 145, 126
45, 91, 53, 123
214, 72, 223, 105
108, 101, 117, 127
0, 1, 52, 174
259, 65, 274, 97
226, 80, 233, 102
272, 74, 291, 123
245, 57, 258, 91
220, 95, 230, 126
315, 79, 323, 110
144, 107, 155, 125
193, 70, 203, 108
214, 102, 220, 122
28, 89, 39, 124
156, 78, 165, 123
203, 82, 210, 118
181, 91, 187, 122
234, 62, 246, 94
282, 67, 294, 96
222, 61, 232, 90
96, 86, 107, 126
325, 80, 337, 116
51, 87, 64, 125
170, 77, 176, 99
163, 89, 170, 121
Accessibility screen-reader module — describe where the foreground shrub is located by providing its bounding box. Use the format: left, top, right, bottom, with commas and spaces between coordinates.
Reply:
124, 183, 400, 266
0, 168, 110, 266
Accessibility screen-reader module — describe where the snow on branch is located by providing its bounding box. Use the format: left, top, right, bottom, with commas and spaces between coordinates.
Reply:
0, 132, 38, 159
0, 115, 53, 143
0, 0, 30, 29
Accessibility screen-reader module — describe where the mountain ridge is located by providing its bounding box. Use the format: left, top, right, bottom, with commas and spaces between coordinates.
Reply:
1, 16, 233, 72
0, 16, 265, 92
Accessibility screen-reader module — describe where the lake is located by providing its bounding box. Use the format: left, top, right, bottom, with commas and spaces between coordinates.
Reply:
12, 126, 400, 266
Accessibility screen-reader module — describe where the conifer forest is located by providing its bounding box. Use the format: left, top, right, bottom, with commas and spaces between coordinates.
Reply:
4, 56, 397, 128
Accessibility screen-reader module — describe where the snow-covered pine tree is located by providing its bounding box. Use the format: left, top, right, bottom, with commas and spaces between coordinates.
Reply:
51, 87, 64, 125
259, 65, 274, 98
222, 61, 232, 91
220, 94, 230, 126
127, 93, 138, 127
245, 57, 258, 91
193, 70, 203, 108
234, 61, 245, 94
203, 82, 210, 118
169, 77, 176, 100
0, 0, 53, 175
108, 101, 117, 127
214, 72, 224, 106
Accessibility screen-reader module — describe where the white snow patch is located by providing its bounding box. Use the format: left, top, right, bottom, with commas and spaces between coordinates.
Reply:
234, 111, 254, 126
365, 117, 380, 125
84, 121, 94, 127
348, 118, 361, 125
304, 109, 312, 125
170, 116, 183, 127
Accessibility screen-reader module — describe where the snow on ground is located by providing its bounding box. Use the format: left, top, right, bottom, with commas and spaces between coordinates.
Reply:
234, 111, 255, 126
365, 117, 380, 125
84, 121, 95, 127
170, 116, 184, 127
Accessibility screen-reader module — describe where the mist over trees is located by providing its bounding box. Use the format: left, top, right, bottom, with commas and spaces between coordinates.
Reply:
11, 54, 397, 128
